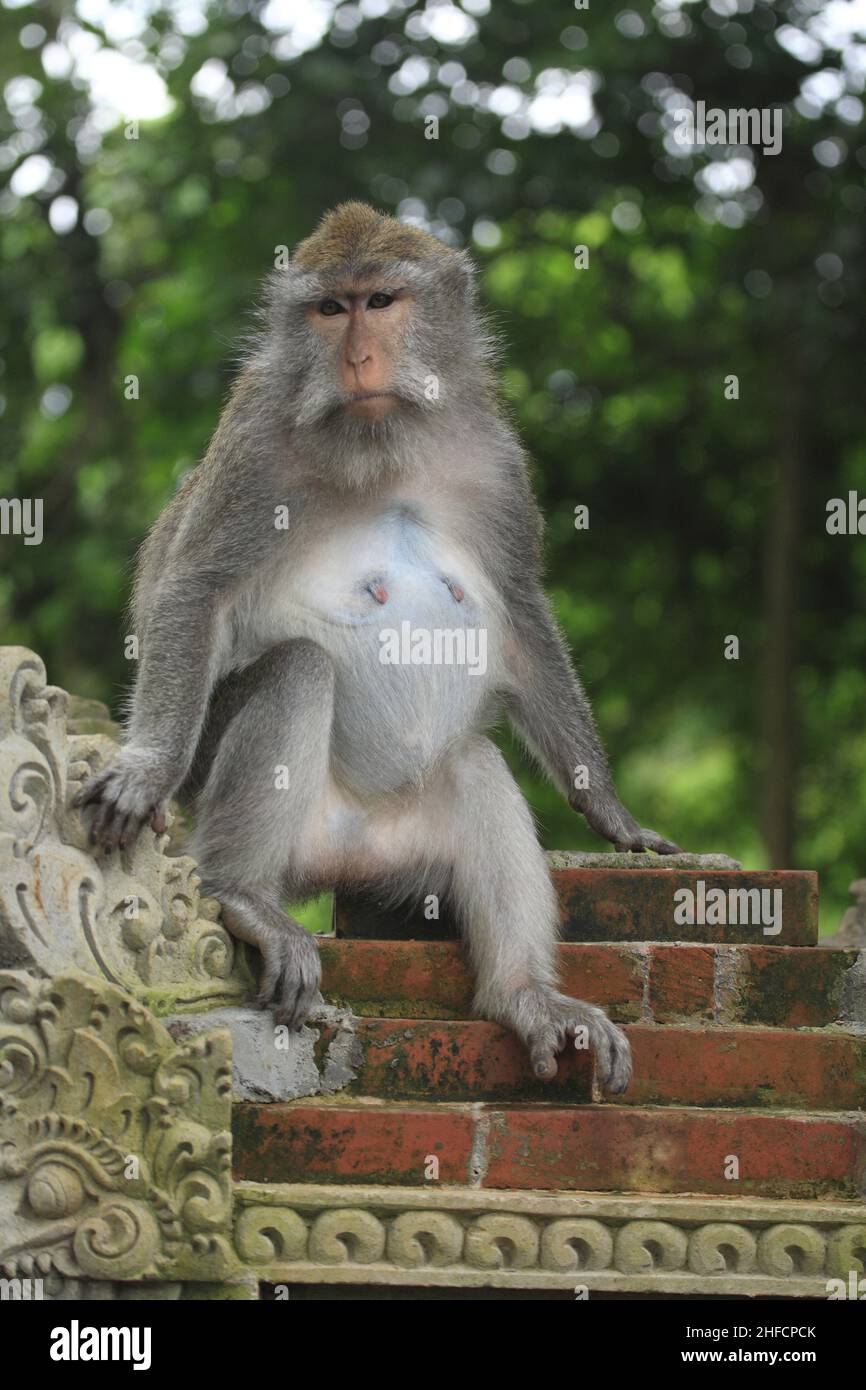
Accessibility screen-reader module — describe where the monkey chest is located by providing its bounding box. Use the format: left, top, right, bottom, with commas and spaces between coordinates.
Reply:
259, 511, 498, 655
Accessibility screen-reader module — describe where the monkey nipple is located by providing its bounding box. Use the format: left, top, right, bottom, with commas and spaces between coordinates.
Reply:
365, 579, 389, 605
442, 576, 465, 603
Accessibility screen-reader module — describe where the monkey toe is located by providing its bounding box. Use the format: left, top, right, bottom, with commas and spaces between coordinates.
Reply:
269, 934, 321, 1031
528, 1039, 559, 1080
257, 958, 286, 1013
274, 990, 307, 1032
592, 1020, 632, 1093
273, 975, 317, 1031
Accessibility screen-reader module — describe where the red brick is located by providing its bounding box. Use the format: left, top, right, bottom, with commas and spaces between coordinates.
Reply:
233, 1101, 865, 1198
318, 939, 474, 1018
320, 939, 855, 1028
720, 946, 856, 1028
554, 869, 818, 944
319, 939, 645, 1022
336, 870, 819, 944
319, 1018, 593, 1103
620, 1025, 866, 1110
556, 944, 646, 1021
233, 1102, 475, 1185
315, 1018, 866, 1109
648, 945, 715, 1022
483, 1107, 865, 1198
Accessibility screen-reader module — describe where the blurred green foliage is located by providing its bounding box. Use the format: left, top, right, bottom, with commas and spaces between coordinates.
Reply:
1, 0, 865, 932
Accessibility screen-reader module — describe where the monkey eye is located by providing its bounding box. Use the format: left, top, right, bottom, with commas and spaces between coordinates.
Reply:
367, 292, 394, 310
318, 298, 345, 316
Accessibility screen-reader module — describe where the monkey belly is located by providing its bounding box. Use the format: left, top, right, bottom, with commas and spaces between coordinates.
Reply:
244, 510, 503, 795
323, 573, 498, 795
299, 767, 458, 887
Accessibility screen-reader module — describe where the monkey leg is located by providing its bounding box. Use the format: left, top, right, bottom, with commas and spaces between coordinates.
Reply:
190, 640, 333, 1030
447, 737, 632, 1092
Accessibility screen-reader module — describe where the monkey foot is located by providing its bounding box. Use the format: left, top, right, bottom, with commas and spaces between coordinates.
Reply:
257, 926, 322, 1032
496, 985, 632, 1093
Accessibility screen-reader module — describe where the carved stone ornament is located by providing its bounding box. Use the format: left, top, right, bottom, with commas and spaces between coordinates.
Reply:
234, 1184, 866, 1296
0, 646, 254, 1013
0, 969, 237, 1282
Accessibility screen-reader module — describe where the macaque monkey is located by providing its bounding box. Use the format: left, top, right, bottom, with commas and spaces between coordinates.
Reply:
76, 203, 681, 1090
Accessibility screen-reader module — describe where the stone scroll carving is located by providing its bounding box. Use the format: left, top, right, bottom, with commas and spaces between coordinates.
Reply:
234, 1186, 866, 1294
0, 970, 237, 1282
0, 646, 254, 1013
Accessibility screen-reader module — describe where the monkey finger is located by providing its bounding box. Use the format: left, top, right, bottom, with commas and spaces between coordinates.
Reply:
115, 812, 140, 853
100, 813, 126, 854
73, 770, 115, 809
87, 797, 118, 849
640, 828, 684, 856
72, 780, 99, 809
102, 802, 144, 853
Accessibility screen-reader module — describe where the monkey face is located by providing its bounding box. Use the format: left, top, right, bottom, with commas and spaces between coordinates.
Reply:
261, 205, 496, 468
305, 284, 414, 420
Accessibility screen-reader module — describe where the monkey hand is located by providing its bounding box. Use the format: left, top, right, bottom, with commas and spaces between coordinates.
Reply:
72, 747, 173, 853
571, 790, 683, 856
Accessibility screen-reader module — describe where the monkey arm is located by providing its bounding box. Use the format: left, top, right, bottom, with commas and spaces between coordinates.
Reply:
502, 586, 615, 803
75, 365, 295, 851
127, 571, 227, 771
73, 570, 230, 850
502, 588, 682, 855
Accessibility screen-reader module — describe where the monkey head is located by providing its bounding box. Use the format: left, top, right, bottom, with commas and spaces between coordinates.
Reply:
261, 203, 496, 450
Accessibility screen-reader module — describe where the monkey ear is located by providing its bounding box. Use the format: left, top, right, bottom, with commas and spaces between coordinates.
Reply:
432, 249, 479, 306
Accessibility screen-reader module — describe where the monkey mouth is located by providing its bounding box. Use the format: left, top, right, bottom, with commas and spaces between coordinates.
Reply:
343, 391, 401, 419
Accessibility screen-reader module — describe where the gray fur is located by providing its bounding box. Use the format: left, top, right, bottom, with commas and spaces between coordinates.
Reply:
75, 214, 681, 1087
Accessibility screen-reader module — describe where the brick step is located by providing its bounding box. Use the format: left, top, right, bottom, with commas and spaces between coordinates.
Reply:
313, 1018, 866, 1109
318, 939, 854, 1027
232, 1099, 866, 1198
336, 869, 818, 944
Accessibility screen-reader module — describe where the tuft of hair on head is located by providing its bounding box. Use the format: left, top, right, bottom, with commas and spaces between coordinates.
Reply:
293, 201, 455, 273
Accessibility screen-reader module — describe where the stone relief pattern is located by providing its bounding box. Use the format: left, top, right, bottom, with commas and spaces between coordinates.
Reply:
235, 1203, 866, 1285
0, 646, 252, 1011
0, 970, 237, 1283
